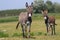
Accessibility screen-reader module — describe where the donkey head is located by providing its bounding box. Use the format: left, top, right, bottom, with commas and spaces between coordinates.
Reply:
25, 2, 33, 14
44, 9, 48, 15
41, 9, 48, 17
41, 9, 48, 20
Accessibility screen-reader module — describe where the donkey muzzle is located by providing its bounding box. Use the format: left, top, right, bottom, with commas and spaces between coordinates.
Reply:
44, 17, 47, 20
29, 13, 32, 17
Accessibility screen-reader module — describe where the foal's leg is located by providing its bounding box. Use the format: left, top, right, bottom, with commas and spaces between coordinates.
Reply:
53, 24, 56, 35
50, 25, 53, 35
46, 23, 49, 33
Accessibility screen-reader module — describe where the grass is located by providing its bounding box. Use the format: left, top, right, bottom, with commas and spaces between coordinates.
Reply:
12, 33, 22, 37
0, 19, 60, 40
0, 16, 18, 23
0, 13, 60, 40
0, 31, 9, 38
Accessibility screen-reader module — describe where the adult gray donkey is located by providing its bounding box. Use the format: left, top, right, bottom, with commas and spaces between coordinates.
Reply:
16, 2, 33, 38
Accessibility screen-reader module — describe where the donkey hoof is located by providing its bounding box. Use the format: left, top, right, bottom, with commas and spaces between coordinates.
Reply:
27, 36, 31, 38
23, 36, 27, 38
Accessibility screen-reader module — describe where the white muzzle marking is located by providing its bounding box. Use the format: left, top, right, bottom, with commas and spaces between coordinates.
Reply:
29, 13, 31, 17
44, 17, 47, 19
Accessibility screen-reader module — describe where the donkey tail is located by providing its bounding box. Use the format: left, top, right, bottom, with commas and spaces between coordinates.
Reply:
16, 22, 20, 29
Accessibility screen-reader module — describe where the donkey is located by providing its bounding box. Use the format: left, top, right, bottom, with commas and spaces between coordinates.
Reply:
16, 2, 33, 38
48, 16, 56, 35
41, 9, 56, 35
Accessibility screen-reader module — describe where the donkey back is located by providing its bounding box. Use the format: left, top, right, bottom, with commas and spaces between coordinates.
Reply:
48, 16, 55, 23
19, 12, 28, 24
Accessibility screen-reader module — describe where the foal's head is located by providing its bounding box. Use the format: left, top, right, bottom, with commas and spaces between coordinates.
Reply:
25, 2, 33, 13
41, 9, 48, 17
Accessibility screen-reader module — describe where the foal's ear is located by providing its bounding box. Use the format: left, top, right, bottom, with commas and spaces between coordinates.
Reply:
25, 2, 28, 7
31, 2, 33, 7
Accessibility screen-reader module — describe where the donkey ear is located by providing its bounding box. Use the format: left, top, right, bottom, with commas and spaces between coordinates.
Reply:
31, 2, 33, 6
25, 2, 28, 7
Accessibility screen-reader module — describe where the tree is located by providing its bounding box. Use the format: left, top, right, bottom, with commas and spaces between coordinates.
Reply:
33, 0, 60, 13
45, 0, 55, 12
33, 0, 45, 13
54, 3, 60, 13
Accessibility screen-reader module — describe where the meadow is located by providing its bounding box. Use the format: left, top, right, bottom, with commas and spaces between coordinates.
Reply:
0, 13, 60, 40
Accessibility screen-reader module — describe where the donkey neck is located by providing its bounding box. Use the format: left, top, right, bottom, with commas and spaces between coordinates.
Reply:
28, 12, 32, 15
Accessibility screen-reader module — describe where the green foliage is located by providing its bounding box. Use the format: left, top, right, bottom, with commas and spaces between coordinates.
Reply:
32, 14, 43, 20
0, 9, 26, 17
30, 32, 35, 36
30, 32, 43, 36
37, 32, 42, 36
0, 31, 9, 38
44, 33, 47, 36
33, 0, 45, 13
54, 3, 60, 13
45, 0, 55, 13
0, 13, 60, 23
12, 33, 22, 37
33, 0, 60, 13
0, 16, 18, 23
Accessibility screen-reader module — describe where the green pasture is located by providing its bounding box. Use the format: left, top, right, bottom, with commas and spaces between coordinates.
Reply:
0, 13, 60, 23
0, 13, 60, 40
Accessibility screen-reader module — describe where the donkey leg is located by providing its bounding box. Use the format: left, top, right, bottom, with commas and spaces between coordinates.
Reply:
21, 24, 25, 38
24, 25, 27, 38
50, 25, 53, 35
16, 22, 20, 29
27, 23, 31, 38
28, 24, 31, 38
46, 23, 49, 33
53, 24, 56, 35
